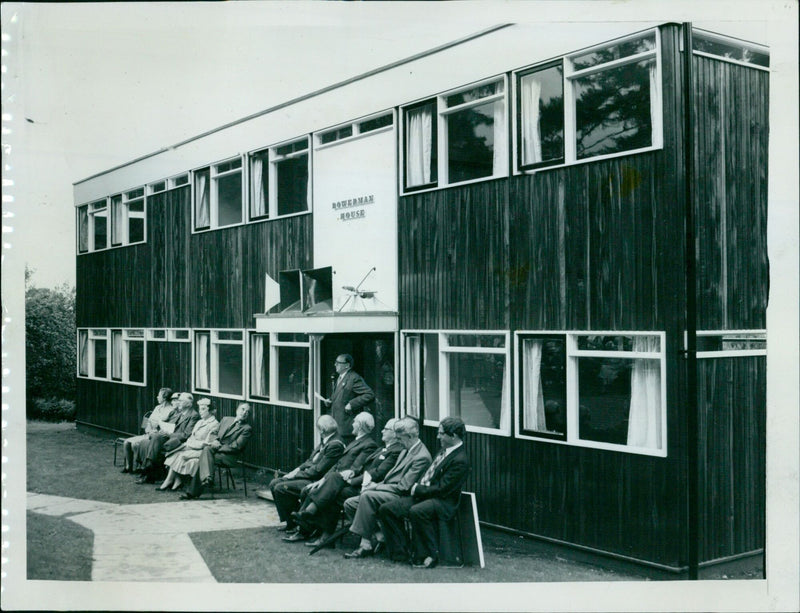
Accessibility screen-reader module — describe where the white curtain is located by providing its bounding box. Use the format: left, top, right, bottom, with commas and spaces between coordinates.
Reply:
405, 336, 420, 418
648, 61, 659, 144
195, 333, 210, 390
111, 196, 124, 244
406, 106, 432, 186
111, 330, 123, 380
78, 207, 89, 252
521, 339, 547, 431
78, 330, 88, 375
626, 336, 662, 448
195, 171, 210, 229
498, 357, 511, 432
521, 75, 543, 165
250, 155, 267, 218
251, 334, 267, 397
492, 101, 507, 176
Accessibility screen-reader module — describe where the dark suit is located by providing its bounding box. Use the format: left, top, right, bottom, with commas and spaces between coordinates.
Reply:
326, 370, 375, 442
269, 434, 346, 528
186, 415, 252, 498
300, 439, 400, 535
142, 408, 199, 478
378, 444, 470, 563
344, 439, 431, 540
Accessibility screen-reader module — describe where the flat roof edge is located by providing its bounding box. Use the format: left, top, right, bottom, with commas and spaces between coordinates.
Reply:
73, 23, 514, 187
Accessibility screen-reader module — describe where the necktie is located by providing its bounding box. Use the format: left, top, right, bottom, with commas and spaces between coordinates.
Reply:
420, 450, 446, 486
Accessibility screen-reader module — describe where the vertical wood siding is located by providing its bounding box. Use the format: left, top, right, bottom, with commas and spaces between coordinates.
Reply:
693, 56, 769, 329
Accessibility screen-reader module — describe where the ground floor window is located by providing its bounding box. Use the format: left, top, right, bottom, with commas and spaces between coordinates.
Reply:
402, 330, 511, 436
248, 332, 310, 408
515, 331, 666, 456
193, 330, 244, 399
77, 328, 145, 385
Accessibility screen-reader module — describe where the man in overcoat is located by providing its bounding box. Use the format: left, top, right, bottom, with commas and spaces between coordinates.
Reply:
321, 354, 375, 443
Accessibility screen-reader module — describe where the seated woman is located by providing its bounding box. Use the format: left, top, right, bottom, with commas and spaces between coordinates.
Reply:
157, 398, 219, 492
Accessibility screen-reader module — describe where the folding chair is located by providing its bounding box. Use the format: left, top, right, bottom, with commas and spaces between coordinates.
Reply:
215, 459, 248, 496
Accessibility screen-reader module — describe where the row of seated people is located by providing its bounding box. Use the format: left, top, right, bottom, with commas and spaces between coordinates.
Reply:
266, 413, 470, 569
119, 387, 251, 499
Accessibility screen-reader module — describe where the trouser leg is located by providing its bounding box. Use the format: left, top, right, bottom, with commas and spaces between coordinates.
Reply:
377, 496, 414, 561
409, 499, 443, 562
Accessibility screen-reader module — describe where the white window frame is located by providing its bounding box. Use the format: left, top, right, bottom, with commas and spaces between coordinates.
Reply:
87, 328, 109, 380
400, 75, 509, 195
691, 329, 767, 359
246, 331, 311, 409
401, 329, 511, 437
109, 328, 147, 387
691, 28, 770, 71
78, 199, 110, 253
314, 111, 395, 149
192, 156, 246, 233
192, 329, 246, 400
513, 330, 667, 457
246, 136, 312, 223
168, 328, 191, 343
564, 28, 662, 165
110, 188, 146, 247
147, 329, 168, 342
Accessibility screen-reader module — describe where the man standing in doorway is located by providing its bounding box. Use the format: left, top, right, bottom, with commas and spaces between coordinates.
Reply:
321, 354, 375, 443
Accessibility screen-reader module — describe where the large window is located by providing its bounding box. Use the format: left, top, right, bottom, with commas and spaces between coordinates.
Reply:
402, 331, 510, 435
77, 189, 147, 254
248, 137, 310, 221
515, 29, 661, 170
77, 328, 145, 385
515, 331, 666, 456
110, 188, 146, 247
193, 330, 244, 398
193, 157, 244, 231
248, 332, 310, 408
110, 329, 146, 385
402, 77, 508, 193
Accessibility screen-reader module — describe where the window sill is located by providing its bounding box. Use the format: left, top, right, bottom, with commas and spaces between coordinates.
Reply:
401, 172, 509, 197
423, 418, 511, 438
517, 144, 663, 177
514, 429, 667, 457
246, 396, 311, 410
77, 375, 147, 387
77, 240, 147, 256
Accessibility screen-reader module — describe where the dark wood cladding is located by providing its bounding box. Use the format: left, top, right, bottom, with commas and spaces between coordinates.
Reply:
398, 179, 510, 330
693, 55, 769, 330
697, 356, 765, 560
77, 187, 313, 329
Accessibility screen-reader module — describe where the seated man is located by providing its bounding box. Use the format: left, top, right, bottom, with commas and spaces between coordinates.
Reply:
136, 392, 199, 484
295, 417, 404, 548
121, 387, 174, 473
342, 417, 431, 559
377, 416, 470, 567
285, 412, 378, 543
180, 402, 253, 500
267, 415, 345, 535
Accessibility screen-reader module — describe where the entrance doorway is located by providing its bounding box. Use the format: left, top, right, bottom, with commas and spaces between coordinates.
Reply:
320, 333, 395, 441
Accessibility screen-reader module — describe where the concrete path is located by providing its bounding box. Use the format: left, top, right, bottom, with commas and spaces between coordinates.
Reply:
27, 492, 280, 582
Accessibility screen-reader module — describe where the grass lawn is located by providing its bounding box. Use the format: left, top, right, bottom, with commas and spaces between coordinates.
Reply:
27, 511, 93, 581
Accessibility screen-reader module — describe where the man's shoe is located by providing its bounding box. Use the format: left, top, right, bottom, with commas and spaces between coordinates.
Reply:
136, 476, 152, 484
277, 524, 298, 534
179, 493, 197, 500
120, 468, 131, 474
305, 534, 332, 548
412, 556, 438, 569
282, 532, 306, 543
373, 541, 385, 556
343, 546, 374, 559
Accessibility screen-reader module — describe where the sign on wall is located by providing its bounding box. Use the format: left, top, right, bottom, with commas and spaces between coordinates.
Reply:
313, 129, 398, 312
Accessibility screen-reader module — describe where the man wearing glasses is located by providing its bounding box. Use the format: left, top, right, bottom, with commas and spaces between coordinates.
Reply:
319, 354, 375, 443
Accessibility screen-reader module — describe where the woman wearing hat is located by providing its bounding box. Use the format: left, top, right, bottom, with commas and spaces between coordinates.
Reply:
157, 398, 220, 492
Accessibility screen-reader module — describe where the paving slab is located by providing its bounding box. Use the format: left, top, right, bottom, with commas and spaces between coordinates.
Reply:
28, 491, 281, 583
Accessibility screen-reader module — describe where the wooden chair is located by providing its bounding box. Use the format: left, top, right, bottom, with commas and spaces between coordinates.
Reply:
212, 459, 248, 497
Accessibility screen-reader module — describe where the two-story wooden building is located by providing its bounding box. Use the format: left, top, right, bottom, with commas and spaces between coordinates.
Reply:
74, 22, 768, 574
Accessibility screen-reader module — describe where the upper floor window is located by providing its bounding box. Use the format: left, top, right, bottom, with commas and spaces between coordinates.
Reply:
248, 137, 310, 221
692, 30, 769, 68
193, 157, 244, 231
78, 328, 146, 386
402, 77, 508, 193
315, 112, 394, 146
515, 29, 661, 171
110, 188, 146, 247
515, 331, 666, 456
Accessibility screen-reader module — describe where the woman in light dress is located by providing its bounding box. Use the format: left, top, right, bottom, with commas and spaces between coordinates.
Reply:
157, 398, 219, 492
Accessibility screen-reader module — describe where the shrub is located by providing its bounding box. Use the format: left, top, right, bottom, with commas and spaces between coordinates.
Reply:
28, 397, 76, 422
